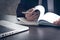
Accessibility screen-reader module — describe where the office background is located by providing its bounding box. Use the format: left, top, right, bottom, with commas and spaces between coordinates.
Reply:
0, 0, 20, 15
0, 0, 60, 15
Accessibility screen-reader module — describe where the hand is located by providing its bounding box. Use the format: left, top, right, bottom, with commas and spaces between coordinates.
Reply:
25, 8, 39, 21
53, 18, 60, 25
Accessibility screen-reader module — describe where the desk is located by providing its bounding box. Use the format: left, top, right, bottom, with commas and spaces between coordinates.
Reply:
0, 14, 60, 40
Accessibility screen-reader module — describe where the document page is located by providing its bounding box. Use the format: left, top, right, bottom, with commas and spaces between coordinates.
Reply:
40, 12, 60, 23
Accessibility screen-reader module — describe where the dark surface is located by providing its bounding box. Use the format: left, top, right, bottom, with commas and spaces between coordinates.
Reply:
0, 15, 60, 40
0, 26, 60, 40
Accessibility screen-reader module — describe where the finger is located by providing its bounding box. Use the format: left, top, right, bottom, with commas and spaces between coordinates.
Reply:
30, 14, 39, 20
30, 12, 39, 19
58, 18, 60, 21
54, 18, 60, 25
57, 20, 60, 25
33, 15, 39, 19
25, 12, 32, 17
53, 21, 58, 25
26, 15, 39, 21
25, 8, 38, 17
25, 11, 35, 17
27, 16, 37, 21
32, 12, 39, 17
53, 20, 60, 25
26, 17, 35, 21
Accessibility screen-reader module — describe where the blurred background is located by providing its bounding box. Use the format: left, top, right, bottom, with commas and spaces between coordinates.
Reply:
0, 0, 60, 15
0, 0, 20, 15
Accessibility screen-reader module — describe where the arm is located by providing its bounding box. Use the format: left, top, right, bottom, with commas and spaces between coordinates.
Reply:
16, 0, 39, 21
16, 0, 26, 17
16, 0, 38, 18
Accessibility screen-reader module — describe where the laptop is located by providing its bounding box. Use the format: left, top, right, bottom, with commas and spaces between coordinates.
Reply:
0, 20, 29, 38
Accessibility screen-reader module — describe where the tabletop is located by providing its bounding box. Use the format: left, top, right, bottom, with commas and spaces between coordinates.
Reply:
0, 14, 60, 40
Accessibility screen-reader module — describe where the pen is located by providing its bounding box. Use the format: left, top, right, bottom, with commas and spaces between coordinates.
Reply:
22, 12, 30, 14
22, 8, 35, 14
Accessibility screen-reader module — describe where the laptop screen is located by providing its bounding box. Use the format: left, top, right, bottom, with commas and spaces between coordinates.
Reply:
0, 25, 13, 34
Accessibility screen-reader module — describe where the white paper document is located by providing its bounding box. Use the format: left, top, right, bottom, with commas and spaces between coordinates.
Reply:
38, 12, 60, 23
34, 5, 60, 23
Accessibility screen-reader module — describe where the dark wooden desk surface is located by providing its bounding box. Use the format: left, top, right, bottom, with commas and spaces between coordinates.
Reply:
0, 14, 60, 40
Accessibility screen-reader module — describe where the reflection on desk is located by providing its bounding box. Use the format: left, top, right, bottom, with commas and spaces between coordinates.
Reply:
1, 26, 60, 40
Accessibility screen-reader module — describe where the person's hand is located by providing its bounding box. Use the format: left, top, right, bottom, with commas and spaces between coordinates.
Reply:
53, 18, 60, 25
25, 8, 39, 21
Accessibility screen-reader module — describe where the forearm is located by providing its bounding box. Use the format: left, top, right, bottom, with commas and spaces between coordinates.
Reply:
16, 0, 27, 17
16, 4, 25, 17
16, 8, 25, 17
